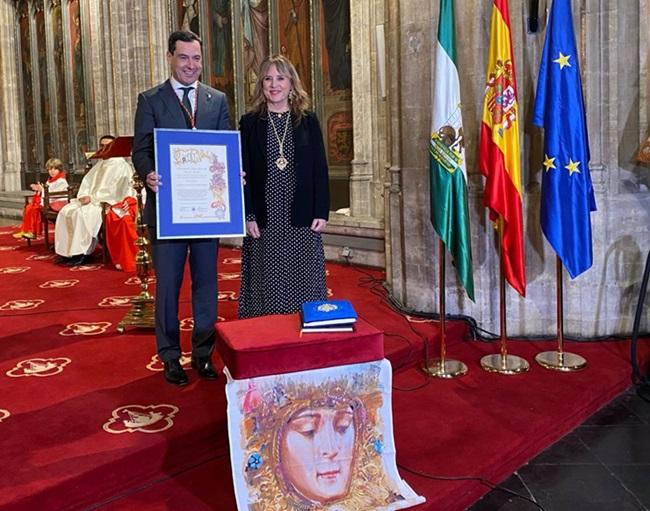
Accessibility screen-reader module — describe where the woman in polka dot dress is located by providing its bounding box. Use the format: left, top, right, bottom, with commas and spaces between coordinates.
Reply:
238, 55, 330, 319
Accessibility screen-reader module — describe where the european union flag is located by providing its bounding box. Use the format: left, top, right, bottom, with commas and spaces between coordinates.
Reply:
532, 0, 596, 278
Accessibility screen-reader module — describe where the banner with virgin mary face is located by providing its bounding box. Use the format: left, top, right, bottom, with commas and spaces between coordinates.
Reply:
225, 359, 425, 510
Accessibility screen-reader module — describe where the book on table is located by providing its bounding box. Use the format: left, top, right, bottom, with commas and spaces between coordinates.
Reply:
300, 324, 356, 334
300, 299, 358, 328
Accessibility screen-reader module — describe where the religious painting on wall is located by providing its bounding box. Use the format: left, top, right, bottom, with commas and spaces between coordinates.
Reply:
225, 360, 425, 510
319, 0, 352, 208
35, 5, 53, 162
277, 0, 311, 95
326, 111, 353, 164
18, 0, 37, 167
209, 0, 236, 122
178, 0, 201, 34
321, 0, 351, 94
68, 0, 88, 161
242, 0, 269, 106
51, 1, 70, 163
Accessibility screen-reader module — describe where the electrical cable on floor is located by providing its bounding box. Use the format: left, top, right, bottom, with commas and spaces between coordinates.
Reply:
342, 254, 649, 343
396, 463, 546, 511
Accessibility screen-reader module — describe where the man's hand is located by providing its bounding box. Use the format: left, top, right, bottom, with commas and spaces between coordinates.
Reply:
78, 196, 91, 205
30, 183, 43, 193
246, 220, 260, 239
146, 172, 162, 192
310, 218, 327, 232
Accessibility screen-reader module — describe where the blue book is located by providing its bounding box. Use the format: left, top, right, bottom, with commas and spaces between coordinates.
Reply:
301, 300, 358, 327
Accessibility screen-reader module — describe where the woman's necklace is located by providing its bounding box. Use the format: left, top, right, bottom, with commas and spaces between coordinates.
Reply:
268, 111, 291, 170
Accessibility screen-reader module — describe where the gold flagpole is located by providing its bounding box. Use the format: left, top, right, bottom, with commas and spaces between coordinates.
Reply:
480, 219, 529, 374
423, 239, 468, 378
117, 175, 155, 333
535, 255, 587, 371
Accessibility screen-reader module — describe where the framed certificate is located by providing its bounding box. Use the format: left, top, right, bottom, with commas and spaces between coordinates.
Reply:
154, 128, 245, 239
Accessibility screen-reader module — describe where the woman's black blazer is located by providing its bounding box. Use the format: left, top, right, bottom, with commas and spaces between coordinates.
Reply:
239, 110, 330, 228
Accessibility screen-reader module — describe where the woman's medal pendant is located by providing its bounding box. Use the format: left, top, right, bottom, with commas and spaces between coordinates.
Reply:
276, 156, 288, 170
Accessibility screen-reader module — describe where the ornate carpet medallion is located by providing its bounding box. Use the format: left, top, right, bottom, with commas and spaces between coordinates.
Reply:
7, 358, 71, 377
103, 404, 180, 434
59, 322, 111, 336
0, 299, 44, 311
39, 279, 79, 288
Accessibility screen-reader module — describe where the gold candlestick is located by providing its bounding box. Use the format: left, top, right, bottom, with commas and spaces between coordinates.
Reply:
117, 175, 155, 333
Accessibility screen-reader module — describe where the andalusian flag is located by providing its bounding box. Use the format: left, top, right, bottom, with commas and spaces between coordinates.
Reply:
478, 0, 526, 297
430, 0, 474, 300
533, 0, 596, 278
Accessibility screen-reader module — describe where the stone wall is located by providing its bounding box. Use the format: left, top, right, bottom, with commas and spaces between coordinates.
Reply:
0, 0, 22, 191
386, 0, 650, 337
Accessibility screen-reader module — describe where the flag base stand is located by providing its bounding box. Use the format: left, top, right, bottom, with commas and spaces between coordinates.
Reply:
535, 351, 586, 372
422, 358, 468, 379
480, 353, 529, 374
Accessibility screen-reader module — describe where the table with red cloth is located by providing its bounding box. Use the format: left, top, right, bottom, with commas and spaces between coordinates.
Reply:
216, 313, 425, 511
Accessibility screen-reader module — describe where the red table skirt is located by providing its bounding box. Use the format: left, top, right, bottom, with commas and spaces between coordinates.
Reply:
216, 313, 384, 379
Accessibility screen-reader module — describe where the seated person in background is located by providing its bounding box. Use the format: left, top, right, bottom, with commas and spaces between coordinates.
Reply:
13, 158, 68, 240
54, 135, 136, 266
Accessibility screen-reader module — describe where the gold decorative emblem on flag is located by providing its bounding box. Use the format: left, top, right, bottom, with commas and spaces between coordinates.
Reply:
0, 409, 10, 422
59, 322, 111, 336
431, 124, 464, 173
485, 59, 517, 132
0, 299, 44, 311
222, 257, 242, 265
6, 357, 72, 377
103, 404, 179, 434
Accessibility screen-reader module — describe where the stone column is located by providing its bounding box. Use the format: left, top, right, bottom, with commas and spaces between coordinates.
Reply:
0, 0, 23, 191
81, 0, 170, 141
349, 0, 386, 220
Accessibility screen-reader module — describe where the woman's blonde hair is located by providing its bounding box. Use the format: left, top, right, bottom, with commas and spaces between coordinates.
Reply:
45, 158, 64, 171
249, 55, 310, 123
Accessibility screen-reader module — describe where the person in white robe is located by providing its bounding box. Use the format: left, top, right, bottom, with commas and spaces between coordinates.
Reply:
54, 156, 135, 265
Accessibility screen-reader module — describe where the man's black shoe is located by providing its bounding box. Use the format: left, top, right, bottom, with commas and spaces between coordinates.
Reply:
77, 254, 93, 266
163, 359, 189, 386
54, 255, 70, 265
65, 254, 85, 266
191, 356, 218, 380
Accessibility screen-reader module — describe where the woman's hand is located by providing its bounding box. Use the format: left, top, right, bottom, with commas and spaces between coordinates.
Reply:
246, 220, 261, 238
310, 218, 327, 232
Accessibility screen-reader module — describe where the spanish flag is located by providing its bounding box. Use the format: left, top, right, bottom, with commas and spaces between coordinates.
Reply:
478, 0, 526, 297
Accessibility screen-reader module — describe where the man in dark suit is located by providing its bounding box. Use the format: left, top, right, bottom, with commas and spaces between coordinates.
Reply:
132, 30, 230, 386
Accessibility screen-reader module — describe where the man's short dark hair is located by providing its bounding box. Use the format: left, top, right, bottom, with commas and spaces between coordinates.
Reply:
168, 31, 202, 54
99, 135, 115, 143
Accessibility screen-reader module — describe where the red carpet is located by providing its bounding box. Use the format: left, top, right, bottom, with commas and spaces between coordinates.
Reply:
0, 225, 644, 511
